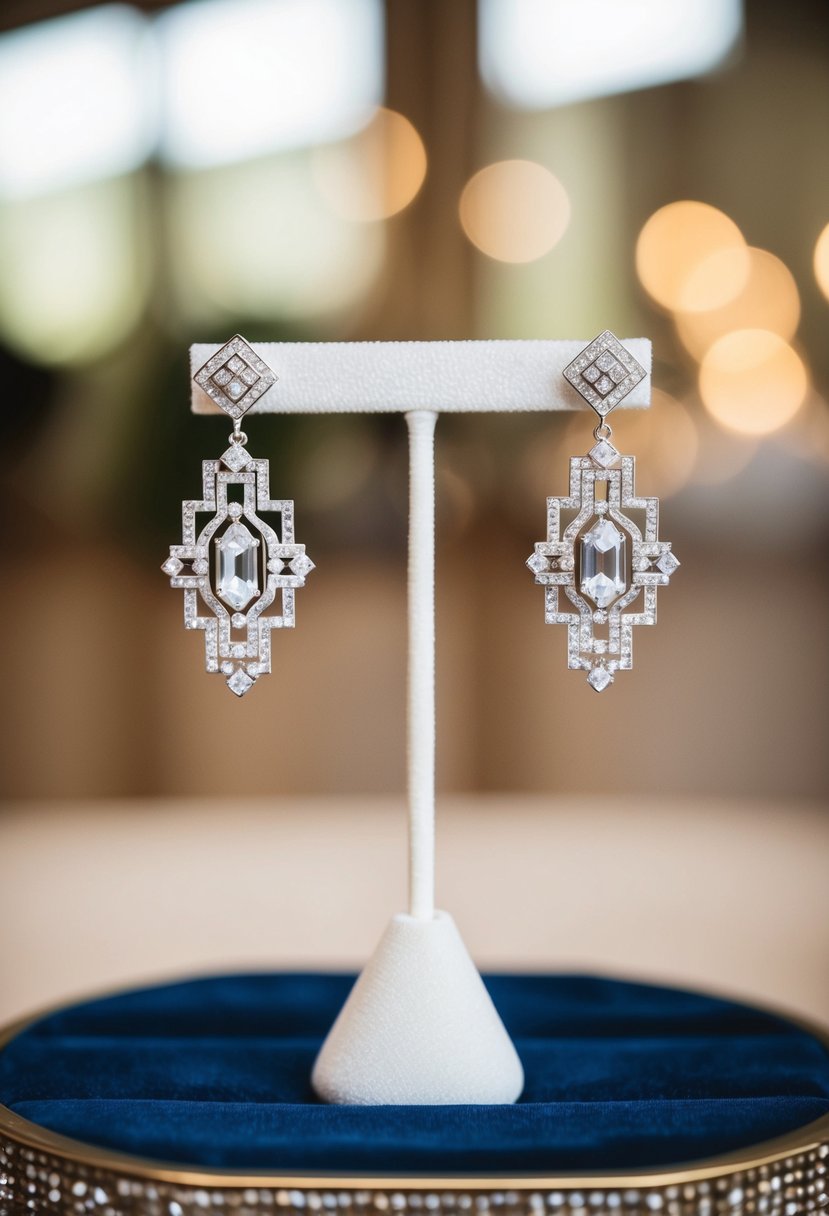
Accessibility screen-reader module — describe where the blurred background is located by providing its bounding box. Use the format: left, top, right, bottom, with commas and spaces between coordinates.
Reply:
1, 0, 828, 1023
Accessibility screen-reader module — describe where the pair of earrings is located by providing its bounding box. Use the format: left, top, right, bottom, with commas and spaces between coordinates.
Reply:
161, 332, 679, 697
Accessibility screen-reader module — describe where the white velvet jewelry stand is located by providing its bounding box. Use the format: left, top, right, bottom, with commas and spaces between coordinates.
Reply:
191, 339, 651, 1105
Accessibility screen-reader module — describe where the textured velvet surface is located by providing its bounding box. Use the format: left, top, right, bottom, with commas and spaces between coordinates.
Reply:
1, 974, 827, 1172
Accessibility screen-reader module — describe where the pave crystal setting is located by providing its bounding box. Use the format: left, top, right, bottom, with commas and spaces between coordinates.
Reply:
193, 335, 277, 421
527, 332, 678, 692
163, 340, 314, 697
563, 330, 647, 418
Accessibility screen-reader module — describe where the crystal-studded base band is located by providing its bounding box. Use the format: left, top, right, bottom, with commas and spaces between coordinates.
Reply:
1, 1116, 827, 1216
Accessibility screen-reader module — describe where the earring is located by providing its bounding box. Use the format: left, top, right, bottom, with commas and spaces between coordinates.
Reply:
526, 331, 679, 692
161, 335, 315, 698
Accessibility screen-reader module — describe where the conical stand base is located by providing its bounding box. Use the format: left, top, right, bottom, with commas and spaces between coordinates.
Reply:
311, 911, 524, 1105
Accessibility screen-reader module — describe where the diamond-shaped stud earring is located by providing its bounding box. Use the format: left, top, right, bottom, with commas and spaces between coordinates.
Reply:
161, 336, 315, 697
526, 331, 680, 691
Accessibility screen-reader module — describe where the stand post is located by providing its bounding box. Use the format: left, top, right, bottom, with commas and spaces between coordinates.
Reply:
406, 410, 437, 921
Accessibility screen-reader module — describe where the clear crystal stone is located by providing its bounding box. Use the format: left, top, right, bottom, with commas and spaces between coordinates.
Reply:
161, 556, 182, 576
588, 665, 613, 692
580, 518, 627, 608
227, 379, 245, 399
582, 364, 601, 384
595, 374, 614, 395
227, 668, 254, 697
212, 368, 232, 386
657, 550, 680, 576
227, 502, 243, 518
216, 522, 260, 610
588, 438, 620, 468
228, 355, 245, 373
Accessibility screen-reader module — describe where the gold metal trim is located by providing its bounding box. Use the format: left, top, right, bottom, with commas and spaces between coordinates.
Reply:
1, 976, 827, 1192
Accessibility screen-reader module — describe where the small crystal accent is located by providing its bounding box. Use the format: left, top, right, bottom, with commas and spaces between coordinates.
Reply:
589, 439, 620, 468
216, 522, 260, 611
580, 518, 627, 608
227, 668, 254, 697
161, 556, 182, 576
227, 502, 243, 518
221, 445, 251, 472
231, 613, 246, 628
657, 550, 681, 576
588, 665, 613, 692
268, 558, 284, 574
526, 551, 549, 576
290, 553, 315, 577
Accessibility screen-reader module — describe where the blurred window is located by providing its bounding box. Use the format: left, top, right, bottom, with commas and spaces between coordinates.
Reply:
158, 0, 383, 169
0, 5, 153, 198
479, 0, 743, 109
0, 0, 386, 362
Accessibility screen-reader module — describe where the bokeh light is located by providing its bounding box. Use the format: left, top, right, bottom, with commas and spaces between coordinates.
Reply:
0, 180, 146, 364
699, 329, 808, 436
636, 201, 746, 312
168, 159, 383, 323
610, 389, 699, 498
675, 247, 800, 361
814, 222, 829, 303
690, 409, 759, 486
311, 107, 427, 222
459, 160, 570, 264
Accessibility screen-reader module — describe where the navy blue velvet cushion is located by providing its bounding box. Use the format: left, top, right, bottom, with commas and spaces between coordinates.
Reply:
1, 974, 827, 1173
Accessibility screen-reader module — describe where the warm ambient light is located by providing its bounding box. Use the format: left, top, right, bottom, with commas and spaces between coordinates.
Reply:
699, 329, 808, 436
311, 108, 427, 222
674, 247, 800, 361
459, 160, 570, 263
815, 222, 829, 302
636, 201, 746, 312
613, 389, 699, 498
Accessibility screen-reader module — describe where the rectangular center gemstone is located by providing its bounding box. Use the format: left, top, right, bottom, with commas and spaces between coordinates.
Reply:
215, 522, 259, 611
580, 518, 627, 608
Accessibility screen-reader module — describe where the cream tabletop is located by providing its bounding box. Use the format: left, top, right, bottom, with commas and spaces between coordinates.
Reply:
1, 795, 827, 1026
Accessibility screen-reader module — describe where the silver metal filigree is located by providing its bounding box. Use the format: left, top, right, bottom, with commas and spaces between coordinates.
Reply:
527, 331, 678, 692
162, 336, 314, 697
